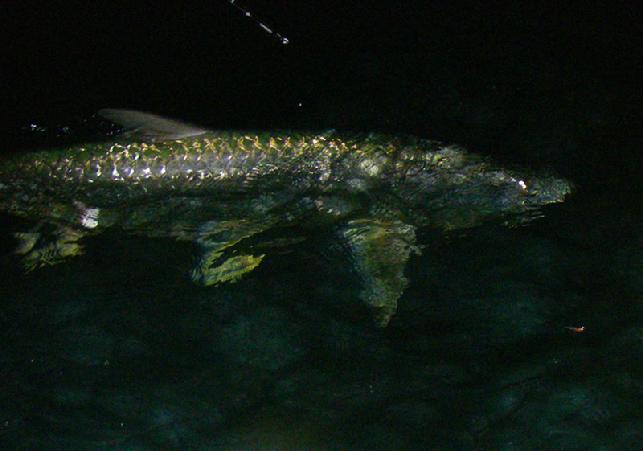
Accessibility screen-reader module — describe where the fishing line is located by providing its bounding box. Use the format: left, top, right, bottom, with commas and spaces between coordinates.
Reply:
227, 0, 289, 45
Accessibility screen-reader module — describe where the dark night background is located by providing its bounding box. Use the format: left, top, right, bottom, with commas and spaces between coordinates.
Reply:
1, 0, 642, 449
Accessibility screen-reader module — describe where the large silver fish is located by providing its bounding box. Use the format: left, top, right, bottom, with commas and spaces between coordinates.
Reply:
0, 109, 572, 326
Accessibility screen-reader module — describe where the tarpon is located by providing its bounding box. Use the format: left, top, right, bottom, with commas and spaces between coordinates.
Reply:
0, 109, 572, 326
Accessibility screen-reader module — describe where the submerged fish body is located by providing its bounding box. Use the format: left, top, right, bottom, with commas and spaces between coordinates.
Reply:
0, 110, 572, 326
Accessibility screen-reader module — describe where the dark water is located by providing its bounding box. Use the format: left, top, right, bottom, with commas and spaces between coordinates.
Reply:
1, 134, 641, 450
2, 1, 642, 449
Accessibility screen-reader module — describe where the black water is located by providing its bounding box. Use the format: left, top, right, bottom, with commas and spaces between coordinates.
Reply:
2, 1, 642, 449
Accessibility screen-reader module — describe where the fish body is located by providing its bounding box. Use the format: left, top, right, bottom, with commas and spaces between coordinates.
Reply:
0, 110, 572, 326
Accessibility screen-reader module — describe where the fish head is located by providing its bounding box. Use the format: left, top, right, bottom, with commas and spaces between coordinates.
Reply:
391, 146, 573, 229
509, 173, 573, 209
475, 169, 572, 227
445, 172, 569, 229
485, 169, 572, 222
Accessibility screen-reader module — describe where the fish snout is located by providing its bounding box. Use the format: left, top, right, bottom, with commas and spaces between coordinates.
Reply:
519, 175, 573, 206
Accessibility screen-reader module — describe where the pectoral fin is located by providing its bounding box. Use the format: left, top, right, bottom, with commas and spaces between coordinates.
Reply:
190, 219, 272, 286
192, 252, 265, 286
339, 218, 419, 327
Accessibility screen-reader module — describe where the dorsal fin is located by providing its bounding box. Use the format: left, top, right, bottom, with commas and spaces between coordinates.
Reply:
97, 109, 208, 141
